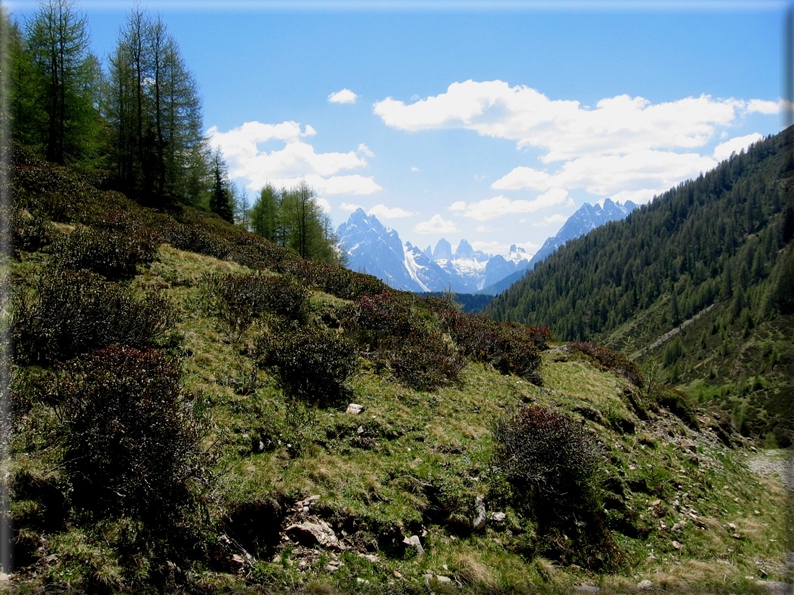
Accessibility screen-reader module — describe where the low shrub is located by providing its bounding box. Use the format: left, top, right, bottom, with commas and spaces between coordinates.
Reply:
12, 268, 175, 364
656, 388, 699, 429
254, 326, 357, 406
568, 342, 644, 388
52, 225, 157, 280
201, 272, 309, 341
492, 404, 619, 570
58, 346, 207, 528
9, 207, 53, 254
493, 405, 600, 503
341, 293, 464, 390
439, 311, 543, 384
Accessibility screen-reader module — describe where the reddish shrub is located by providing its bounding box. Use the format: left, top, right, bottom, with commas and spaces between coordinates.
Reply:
568, 342, 643, 388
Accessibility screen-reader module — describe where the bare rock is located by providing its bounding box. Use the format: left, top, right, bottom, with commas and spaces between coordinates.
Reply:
574, 584, 600, 593
402, 534, 424, 558
637, 579, 655, 590
346, 403, 364, 415
472, 497, 487, 532
286, 521, 342, 550
489, 511, 506, 522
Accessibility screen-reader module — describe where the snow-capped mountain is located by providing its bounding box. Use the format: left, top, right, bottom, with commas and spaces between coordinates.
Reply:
479, 198, 638, 295
337, 209, 531, 294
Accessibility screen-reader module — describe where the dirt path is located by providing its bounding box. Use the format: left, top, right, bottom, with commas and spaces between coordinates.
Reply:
748, 449, 794, 491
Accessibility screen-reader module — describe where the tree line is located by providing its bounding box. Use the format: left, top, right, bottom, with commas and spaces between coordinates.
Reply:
484, 129, 794, 343
2, 0, 342, 265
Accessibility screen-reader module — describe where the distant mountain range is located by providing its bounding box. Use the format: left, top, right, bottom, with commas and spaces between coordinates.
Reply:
480, 198, 638, 295
338, 198, 637, 295
337, 209, 530, 294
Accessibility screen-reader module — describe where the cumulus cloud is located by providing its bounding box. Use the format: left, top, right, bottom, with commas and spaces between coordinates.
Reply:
368, 204, 415, 219
532, 213, 568, 227
340, 202, 364, 212
415, 214, 459, 234
492, 150, 716, 201
208, 120, 381, 196
713, 133, 763, 162
374, 80, 781, 209
373, 80, 770, 162
450, 189, 572, 221
316, 197, 332, 213
328, 88, 358, 104
358, 143, 375, 157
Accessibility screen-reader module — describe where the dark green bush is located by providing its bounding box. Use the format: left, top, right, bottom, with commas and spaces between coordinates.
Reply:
439, 311, 543, 384
493, 405, 618, 570
201, 272, 309, 340
52, 225, 157, 280
12, 268, 175, 364
341, 293, 464, 391
255, 326, 357, 406
59, 346, 206, 526
9, 207, 53, 254
494, 405, 600, 502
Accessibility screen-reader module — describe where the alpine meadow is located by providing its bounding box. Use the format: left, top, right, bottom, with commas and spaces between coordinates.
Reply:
1, 1, 792, 594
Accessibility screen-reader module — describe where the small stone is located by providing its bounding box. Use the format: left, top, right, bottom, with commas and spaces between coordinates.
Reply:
357, 425, 364, 435
754, 510, 761, 515
356, 578, 370, 585
637, 579, 654, 590
324, 564, 339, 572
574, 584, 600, 593
393, 571, 403, 578
286, 521, 342, 550
745, 576, 755, 581
651, 499, 661, 507
435, 575, 452, 584
489, 511, 506, 522
346, 403, 364, 415
358, 553, 379, 563
726, 522, 737, 531
732, 533, 742, 539
473, 497, 487, 531
403, 535, 425, 557
672, 540, 683, 549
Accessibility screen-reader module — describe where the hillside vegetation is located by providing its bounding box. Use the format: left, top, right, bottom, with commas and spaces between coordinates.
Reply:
1, 145, 791, 593
485, 129, 794, 448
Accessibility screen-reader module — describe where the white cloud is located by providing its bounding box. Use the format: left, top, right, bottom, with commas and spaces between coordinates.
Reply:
713, 133, 763, 162
475, 225, 495, 233
532, 214, 568, 227
368, 204, 415, 219
746, 99, 780, 115
208, 120, 381, 196
451, 188, 572, 221
374, 80, 761, 161
492, 167, 552, 191
410, 166, 421, 172
415, 214, 459, 234
316, 197, 332, 213
358, 143, 374, 157
340, 202, 364, 212
328, 88, 358, 104
493, 150, 716, 199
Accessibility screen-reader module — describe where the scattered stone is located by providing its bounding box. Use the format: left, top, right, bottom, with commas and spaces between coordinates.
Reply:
473, 497, 487, 531
679, 439, 697, 452
489, 511, 506, 522
435, 575, 452, 584
393, 571, 403, 578
403, 535, 425, 558
637, 579, 654, 590
732, 533, 742, 539
754, 510, 761, 515
357, 425, 364, 435
346, 403, 364, 415
651, 499, 661, 507
726, 522, 737, 531
672, 540, 683, 549
286, 521, 342, 550
356, 578, 370, 585
324, 562, 341, 573
358, 553, 379, 563
757, 580, 794, 594
745, 576, 755, 581
574, 583, 600, 593
671, 521, 687, 531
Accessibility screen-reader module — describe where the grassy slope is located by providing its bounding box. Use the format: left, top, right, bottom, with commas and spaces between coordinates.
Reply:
4, 155, 791, 593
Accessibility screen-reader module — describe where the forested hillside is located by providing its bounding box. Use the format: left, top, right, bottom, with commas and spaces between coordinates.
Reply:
485, 128, 794, 444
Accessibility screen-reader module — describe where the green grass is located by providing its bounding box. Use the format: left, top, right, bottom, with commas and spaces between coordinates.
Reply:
6, 211, 791, 593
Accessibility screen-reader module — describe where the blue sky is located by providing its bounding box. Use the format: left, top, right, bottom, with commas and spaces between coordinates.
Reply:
8, 0, 789, 256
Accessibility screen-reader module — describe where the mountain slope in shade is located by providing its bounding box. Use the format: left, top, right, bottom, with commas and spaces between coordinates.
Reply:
337, 210, 530, 293
479, 198, 638, 295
